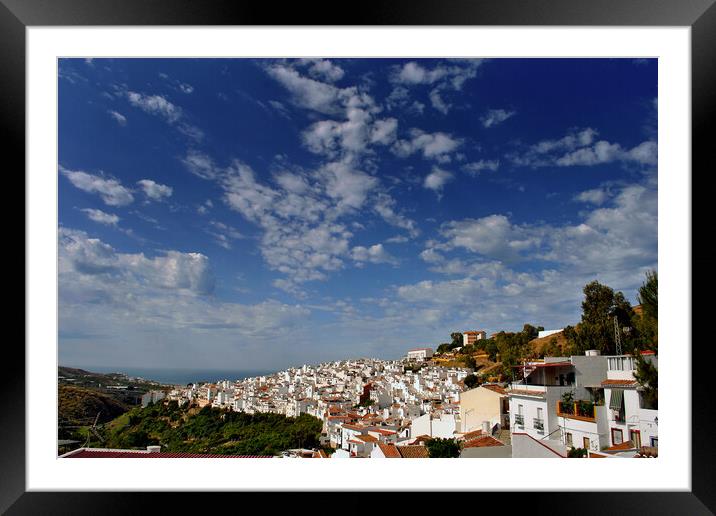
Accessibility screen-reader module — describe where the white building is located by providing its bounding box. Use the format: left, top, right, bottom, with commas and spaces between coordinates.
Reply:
537, 329, 564, 339
462, 331, 487, 346
508, 352, 608, 457
406, 348, 434, 361
602, 352, 658, 449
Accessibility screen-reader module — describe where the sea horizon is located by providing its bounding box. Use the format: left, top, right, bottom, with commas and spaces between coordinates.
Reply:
61, 365, 277, 386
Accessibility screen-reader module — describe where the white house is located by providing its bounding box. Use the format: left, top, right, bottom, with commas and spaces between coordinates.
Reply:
406, 348, 434, 361
602, 352, 658, 449
508, 352, 608, 457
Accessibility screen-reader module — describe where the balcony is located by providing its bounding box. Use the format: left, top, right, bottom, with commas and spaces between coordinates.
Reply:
514, 414, 524, 427
533, 418, 544, 433
556, 401, 598, 423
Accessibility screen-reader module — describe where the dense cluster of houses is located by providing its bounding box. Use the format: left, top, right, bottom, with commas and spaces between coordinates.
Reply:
147, 347, 656, 458
63, 343, 658, 459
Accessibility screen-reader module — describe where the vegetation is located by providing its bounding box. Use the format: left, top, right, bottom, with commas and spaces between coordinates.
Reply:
463, 374, 480, 389
563, 281, 636, 355
425, 437, 462, 458
58, 385, 130, 441
634, 353, 658, 409
567, 447, 588, 458
100, 401, 323, 456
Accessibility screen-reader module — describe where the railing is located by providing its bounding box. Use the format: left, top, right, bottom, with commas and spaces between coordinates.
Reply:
557, 401, 598, 422
533, 418, 544, 433
514, 414, 524, 426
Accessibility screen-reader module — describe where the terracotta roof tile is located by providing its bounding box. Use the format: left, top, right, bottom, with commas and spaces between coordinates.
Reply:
463, 436, 505, 448
377, 443, 402, 458
397, 445, 429, 458
601, 379, 639, 387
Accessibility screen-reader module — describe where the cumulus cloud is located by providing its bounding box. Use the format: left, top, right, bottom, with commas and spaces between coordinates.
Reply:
303, 58, 345, 83
423, 167, 454, 196
137, 179, 173, 201
59, 228, 311, 360
481, 108, 515, 128
390, 59, 484, 114
350, 243, 397, 265
60, 166, 134, 206
81, 208, 120, 227
392, 128, 462, 162
574, 188, 610, 205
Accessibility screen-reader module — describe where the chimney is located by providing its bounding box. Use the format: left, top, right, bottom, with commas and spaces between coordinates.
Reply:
585, 349, 601, 356
482, 421, 490, 435
146, 445, 161, 453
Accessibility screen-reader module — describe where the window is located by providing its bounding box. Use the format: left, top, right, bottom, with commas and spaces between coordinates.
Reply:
536, 407, 543, 419
565, 432, 573, 446
611, 428, 623, 445
583, 437, 591, 449
651, 437, 658, 447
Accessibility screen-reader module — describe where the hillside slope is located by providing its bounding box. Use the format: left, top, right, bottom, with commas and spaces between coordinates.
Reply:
59, 385, 130, 427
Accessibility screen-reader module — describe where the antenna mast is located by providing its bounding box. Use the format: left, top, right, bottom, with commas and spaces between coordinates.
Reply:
613, 315, 622, 355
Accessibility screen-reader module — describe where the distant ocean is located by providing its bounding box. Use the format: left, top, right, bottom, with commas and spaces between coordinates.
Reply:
84, 367, 276, 386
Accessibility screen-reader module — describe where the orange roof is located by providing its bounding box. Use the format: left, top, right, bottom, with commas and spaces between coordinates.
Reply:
397, 445, 429, 458
463, 436, 504, 448
377, 443, 402, 458
605, 440, 636, 451
602, 379, 638, 387
461, 429, 485, 440
355, 434, 378, 443
481, 384, 507, 395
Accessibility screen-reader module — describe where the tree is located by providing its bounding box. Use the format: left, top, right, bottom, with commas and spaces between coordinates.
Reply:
462, 355, 477, 370
565, 280, 634, 355
634, 270, 658, 351
638, 270, 658, 320
634, 353, 658, 409
425, 437, 461, 458
463, 374, 479, 389
450, 332, 464, 348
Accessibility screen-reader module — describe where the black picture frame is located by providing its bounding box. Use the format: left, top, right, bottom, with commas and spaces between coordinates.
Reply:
3, 0, 713, 513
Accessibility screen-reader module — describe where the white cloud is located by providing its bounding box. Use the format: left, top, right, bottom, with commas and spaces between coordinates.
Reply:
126, 91, 182, 123
510, 128, 657, 168
392, 129, 462, 161
60, 166, 134, 206
574, 188, 610, 205
462, 160, 500, 175
81, 208, 120, 226
423, 167, 454, 195
137, 179, 173, 201
304, 59, 345, 83
350, 243, 396, 265
206, 221, 244, 249
59, 228, 311, 356
182, 150, 218, 180
481, 108, 515, 128
108, 110, 127, 126
179, 83, 194, 94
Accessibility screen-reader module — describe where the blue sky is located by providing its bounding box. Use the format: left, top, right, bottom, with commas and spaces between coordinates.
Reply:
58, 58, 657, 371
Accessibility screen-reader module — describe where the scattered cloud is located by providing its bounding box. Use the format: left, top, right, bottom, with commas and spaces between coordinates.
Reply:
107, 110, 127, 126
60, 166, 134, 206
81, 208, 120, 227
137, 179, 173, 201
423, 167, 454, 197
481, 108, 515, 128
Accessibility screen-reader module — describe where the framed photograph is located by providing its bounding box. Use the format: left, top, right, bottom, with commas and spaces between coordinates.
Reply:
6, 0, 713, 512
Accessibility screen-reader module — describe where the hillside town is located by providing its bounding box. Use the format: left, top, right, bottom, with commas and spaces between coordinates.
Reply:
62, 328, 658, 459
